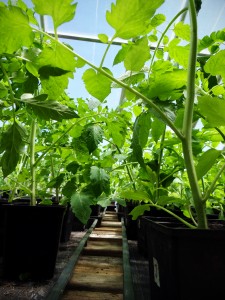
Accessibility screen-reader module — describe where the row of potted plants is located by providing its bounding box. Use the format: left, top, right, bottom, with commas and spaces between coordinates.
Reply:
1, 0, 225, 295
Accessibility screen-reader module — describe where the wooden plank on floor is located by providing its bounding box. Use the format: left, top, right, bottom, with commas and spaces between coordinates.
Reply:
74, 255, 123, 275
101, 221, 122, 227
95, 227, 122, 232
67, 273, 123, 293
83, 240, 122, 257
62, 290, 123, 300
89, 232, 122, 241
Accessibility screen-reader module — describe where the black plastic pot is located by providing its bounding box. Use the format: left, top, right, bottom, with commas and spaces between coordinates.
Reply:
146, 218, 225, 300
0, 204, 66, 280
137, 209, 183, 257
60, 205, 74, 243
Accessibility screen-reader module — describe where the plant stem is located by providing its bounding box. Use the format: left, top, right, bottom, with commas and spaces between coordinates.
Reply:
203, 162, 225, 203
155, 126, 166, 202
150, 203, 197, 229
149, 6, 188, 74
30, 119, 36, 206
182, 0, 207, 229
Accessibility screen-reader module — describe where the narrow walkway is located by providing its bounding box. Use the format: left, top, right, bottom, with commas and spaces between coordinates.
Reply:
61, 210, 124, 299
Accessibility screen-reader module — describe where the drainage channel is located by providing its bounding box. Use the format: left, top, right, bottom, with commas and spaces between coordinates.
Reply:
46, 209, 135, 300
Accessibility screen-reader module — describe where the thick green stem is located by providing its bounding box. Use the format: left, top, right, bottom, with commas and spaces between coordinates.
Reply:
182, 0, 207, 228
30, 119, 36, 206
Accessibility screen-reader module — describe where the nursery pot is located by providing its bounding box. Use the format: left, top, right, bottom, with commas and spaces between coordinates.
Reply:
60, 204, 74, 243
0, 204, 66, 280
146, 218, 225, 300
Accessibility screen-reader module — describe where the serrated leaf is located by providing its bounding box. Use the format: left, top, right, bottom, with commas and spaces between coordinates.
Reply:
120, 190, 150, 202
70, 192, 92, 224
62, 178, 77, 198
124, 36, 151, 71
129, 204, 151, 220
204, 50, 225, 79
97, 195, 111, 207
107, 119, 127, 148
168, 39, 190, 68
90, 166, 110, 196
106, 0, 164, 39
41, 73, 71, 99
134, 111, 152, 148
0, 6, 33, 54
151, 117, 165, 142
82, 68, 112, 101
22, 97, 79, 121
148, 69, 187, 100
196, 149, 221, 180
174, 22, 190, 41
131, 111, 151, 166
32, 0, 77, 29
150, 13, 166, 27
72, 136, 90, 163
83, 124, 103, 154
37, 43, 76, 72
198, 95, 225, 126
0, 122, 26, 177
47, 173, 65, 188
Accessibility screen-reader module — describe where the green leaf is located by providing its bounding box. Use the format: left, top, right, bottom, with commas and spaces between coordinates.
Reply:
41, 73, 72, 99
37, 43, 76, 72
62, 178, 77, 198
150, 13, 166, 27
38, 66, 70, 78
198, 95, 225, 126
70, 192, 92, 224
90, 166, 110, 196
0, 122, 26, 177
124, 36, 151, 71
83, 124, 103, 154
97, 195, 111, 207
0, 6, 33, 54
204, 50, 225, 80
32, 0, 77, 29
82, 68, 112, 101
22, 96, 79, 121
66, 162, 80, 174
72, 136, 90, 163
129, 204, 151, 220
98, 34, 108, 43
47, 173, 65, 188
133, 111, 152, 148
106, 119, 127, 148
147, 69, 187, 100
168, 39, 190, 68
0, 82, 8, 98
106, 0, 164, 39
131, 111, 151, 166
151, 117, 165, 143
196, 149, 221, 180
174, 22, 190, 41
120, 190, 150, 202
